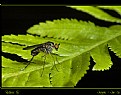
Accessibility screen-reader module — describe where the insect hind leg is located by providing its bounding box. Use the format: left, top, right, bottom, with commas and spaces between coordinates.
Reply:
21, 56, 34, 71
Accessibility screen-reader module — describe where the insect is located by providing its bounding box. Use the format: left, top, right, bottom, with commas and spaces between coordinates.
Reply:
22, 41, 60, 76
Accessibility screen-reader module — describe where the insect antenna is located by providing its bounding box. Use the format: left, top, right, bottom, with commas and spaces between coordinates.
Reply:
21, 56, 34, 71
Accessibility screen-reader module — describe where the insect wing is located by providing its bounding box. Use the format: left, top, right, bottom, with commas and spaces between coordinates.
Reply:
23, 44, 43, 50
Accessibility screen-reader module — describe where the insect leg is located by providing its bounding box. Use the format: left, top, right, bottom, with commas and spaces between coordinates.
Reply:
21, 56, 34, 71
50, 54, 59, 72
55, 56, 60, 64
40, 54, 46, 77
51, 53, 60, 64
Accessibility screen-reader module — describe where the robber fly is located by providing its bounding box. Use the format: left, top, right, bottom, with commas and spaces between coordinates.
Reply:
22, 41, 60, 76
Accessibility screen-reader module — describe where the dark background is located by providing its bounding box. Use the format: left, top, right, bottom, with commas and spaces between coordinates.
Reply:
1, 0, 121, 4
1, 6, 121, 89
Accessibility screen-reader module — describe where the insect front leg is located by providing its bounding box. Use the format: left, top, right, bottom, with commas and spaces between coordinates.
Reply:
50, 54, 59, 72
51, 53, 61, 65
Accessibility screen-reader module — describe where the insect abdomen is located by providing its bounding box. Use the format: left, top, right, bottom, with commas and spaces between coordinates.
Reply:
31, 47, 47, 56
31, 48, 40, 56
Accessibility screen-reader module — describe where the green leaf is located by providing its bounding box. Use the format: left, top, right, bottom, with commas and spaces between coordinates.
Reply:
90, 43, 112, 71
98, 6, 121, 15
68, 6, 121, 23
2, 19, 121, 87
50, 53, 90, 87
108, 25, 121, 58
108, 36, 121, 58
69, 52, 90, 86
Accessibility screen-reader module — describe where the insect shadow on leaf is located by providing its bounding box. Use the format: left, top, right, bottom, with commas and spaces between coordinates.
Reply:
21, 41, 60, 77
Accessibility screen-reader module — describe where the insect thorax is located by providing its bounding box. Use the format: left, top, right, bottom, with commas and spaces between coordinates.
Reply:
31, 45, 53, 56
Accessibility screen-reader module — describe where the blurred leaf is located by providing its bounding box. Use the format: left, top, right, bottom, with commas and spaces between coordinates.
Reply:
98, 6, 121, 15
68, 6, 121, 23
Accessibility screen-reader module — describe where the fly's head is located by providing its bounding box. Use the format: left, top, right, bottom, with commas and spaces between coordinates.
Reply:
54, 43, 60, 51
46, 41, 60, 51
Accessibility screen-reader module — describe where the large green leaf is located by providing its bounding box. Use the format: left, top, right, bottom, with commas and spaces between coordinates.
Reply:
2, 19, 121, 87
